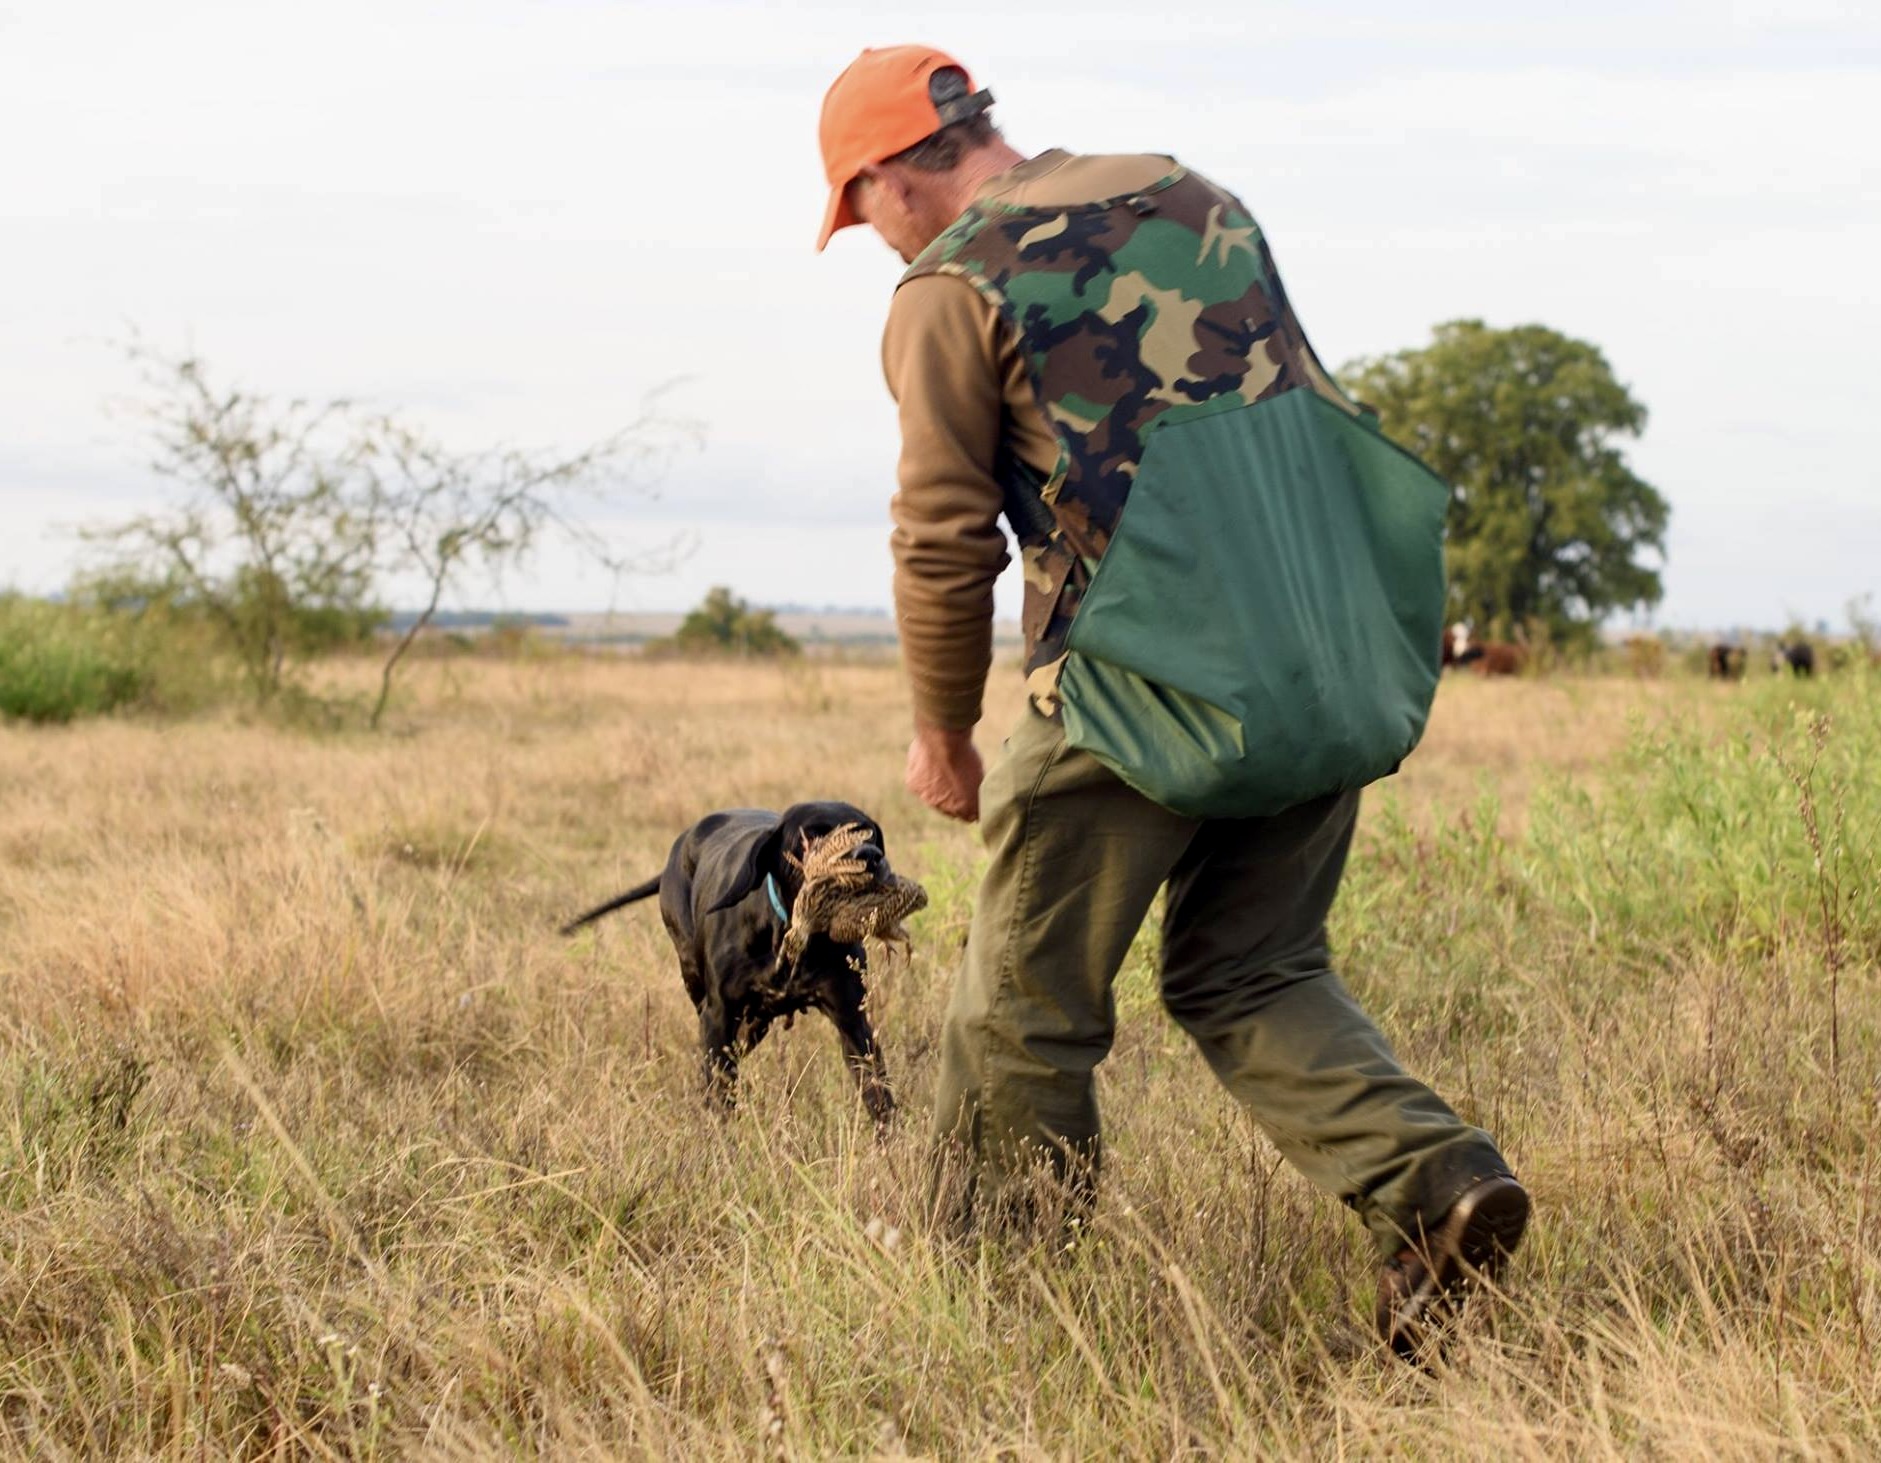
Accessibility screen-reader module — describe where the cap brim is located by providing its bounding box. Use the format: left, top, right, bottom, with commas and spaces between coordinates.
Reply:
816, 180, 860, 251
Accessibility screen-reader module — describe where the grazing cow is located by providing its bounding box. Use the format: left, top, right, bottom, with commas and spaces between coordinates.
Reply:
1468, 641, 1526, 677
1707, 644, 1747, 680
1772, 641, 1815, 677
1442, 622, 1523, 677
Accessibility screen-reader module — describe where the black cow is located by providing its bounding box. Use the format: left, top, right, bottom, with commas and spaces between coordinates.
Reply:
1772, 641, 1816, 677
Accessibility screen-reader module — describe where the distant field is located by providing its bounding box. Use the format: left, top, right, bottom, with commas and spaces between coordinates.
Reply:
421, 609, 1026, 651
1, 659, 1876, 1457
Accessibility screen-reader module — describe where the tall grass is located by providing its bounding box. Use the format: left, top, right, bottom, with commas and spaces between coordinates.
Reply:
0, 659, 1875, 1456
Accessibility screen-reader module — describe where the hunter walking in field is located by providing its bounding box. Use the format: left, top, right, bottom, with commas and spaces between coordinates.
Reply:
816, 45, 1529, 1355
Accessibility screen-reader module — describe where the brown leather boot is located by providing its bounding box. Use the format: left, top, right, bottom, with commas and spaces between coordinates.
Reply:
1375, 1175, 1530, 1360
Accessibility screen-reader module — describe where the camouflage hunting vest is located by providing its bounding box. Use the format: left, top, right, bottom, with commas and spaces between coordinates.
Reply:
900, 159, 1361, 711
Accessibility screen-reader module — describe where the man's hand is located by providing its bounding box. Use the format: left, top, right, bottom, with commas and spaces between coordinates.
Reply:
905, 722, 984, 823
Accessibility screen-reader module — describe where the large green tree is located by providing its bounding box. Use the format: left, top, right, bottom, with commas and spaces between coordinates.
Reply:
1342, 321, 1669, 638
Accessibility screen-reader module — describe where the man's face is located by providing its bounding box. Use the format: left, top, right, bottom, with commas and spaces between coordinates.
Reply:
849, 165, 957, 264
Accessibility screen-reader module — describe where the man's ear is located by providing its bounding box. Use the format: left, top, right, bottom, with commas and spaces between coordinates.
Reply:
855, 162, 911, 211
706, 824, 786, 914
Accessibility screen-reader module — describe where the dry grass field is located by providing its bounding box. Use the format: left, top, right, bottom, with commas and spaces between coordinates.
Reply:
1, 655, 1877, 1458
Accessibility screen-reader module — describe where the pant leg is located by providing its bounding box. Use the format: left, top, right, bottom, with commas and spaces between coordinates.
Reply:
1158, 792, 1511, 1256
931, 705, 1195, 1214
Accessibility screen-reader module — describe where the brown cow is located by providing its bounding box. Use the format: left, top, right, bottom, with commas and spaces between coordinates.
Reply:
1447, 623, 1525, 677
1468, 641, 1526, 677
1707, 644, 1747, 680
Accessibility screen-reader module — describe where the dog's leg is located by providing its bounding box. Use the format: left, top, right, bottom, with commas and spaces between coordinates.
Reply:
700, 1003, 780, 1111
830, 998, 894, 1125
698, 1003, 741, 1111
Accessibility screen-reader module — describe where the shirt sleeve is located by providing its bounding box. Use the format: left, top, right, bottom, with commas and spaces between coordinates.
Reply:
881, 273, 1013, 731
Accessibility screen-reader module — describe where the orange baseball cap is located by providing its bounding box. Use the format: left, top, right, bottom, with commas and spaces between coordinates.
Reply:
816, 45, 993, 250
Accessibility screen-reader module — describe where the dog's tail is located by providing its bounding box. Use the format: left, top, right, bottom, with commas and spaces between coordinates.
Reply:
559, 875, 662, 935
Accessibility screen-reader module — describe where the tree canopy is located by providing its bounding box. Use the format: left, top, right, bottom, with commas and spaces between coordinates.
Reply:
1342, 321, 1670, 639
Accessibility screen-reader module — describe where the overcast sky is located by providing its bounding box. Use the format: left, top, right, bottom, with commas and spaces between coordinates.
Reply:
3, 0, 1877, 630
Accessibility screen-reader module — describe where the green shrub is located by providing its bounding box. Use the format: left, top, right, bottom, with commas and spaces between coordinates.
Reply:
0, 597, 151, 723
0, 594, 228, 725
648, 586, 800, 658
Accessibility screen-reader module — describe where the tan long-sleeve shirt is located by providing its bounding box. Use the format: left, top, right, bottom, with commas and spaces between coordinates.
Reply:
882, 149, 1173, 730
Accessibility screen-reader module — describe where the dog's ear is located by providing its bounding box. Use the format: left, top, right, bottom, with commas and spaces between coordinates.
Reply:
706, 822, 787, 914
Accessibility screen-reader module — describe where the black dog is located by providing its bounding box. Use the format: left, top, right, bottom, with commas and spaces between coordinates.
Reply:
561, 801, 896, 1120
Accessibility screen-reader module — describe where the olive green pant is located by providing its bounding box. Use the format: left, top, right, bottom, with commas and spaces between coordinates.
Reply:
931, 706, 1509, 1256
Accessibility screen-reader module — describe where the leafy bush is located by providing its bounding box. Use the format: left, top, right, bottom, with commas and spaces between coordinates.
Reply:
0, 597, 151, 724
0, 594, 227, 725
649, 587, 800, 658
1621, 634, 1667, 678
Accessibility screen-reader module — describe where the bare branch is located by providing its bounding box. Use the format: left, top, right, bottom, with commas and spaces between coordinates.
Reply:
85, 337, 694, 724
360, 393, 696, 727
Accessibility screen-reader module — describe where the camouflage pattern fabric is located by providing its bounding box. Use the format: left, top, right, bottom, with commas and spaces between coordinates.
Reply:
900, 162, 1360, 711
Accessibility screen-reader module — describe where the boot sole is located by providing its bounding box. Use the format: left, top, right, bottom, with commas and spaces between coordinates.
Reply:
1443, 1175, 1530, 1281
1384, 1176, 1530, 1356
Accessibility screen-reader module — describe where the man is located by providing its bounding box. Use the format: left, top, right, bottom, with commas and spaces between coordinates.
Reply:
816, 45, 1528, 1357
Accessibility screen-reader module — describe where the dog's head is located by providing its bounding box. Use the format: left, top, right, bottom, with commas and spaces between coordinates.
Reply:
708, 801, 890, 914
